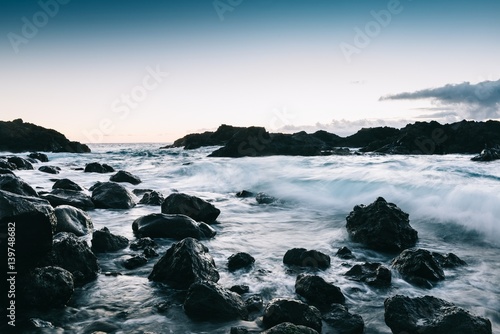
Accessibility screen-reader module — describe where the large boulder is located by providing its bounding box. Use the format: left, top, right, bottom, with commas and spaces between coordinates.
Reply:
283, 248, 331, 269
20, 266, 74, 309
391, 248, 446, 288
263, 298, 322, 332
323, 304, 365, 334
132, 213, 216, 240
261, 322, 319, 334
344, 262, 391, 287
40, 189, 95, 211
384, 295, 492, 334
138, 190, 164, 205
148, 237, 219, 289
184, 280, 249, 320
52, 178, 83, 191
161, 193, 220, 224
91, 182, 136, 209
0, 174, 38, 196
28, 152, 49, 162
7, 156, 34, 170
91, 227, 129, 252
54, 205, 93, 236
295, 274, 345, 310
38, 232, 99, 286
346, 197, 418, 252
84, 162, 115, 173
109, 170, 141, 185
227, 252, 255, 272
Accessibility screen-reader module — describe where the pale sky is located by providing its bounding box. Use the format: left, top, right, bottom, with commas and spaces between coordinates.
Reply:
1, 0, 499, 143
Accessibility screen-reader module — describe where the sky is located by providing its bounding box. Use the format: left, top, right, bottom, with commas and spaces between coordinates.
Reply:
1, 0, 499, 143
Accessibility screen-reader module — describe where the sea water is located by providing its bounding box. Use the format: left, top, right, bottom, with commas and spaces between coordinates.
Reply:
8, 143, 500, 333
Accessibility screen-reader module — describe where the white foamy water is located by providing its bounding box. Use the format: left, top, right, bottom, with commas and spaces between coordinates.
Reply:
7, 143, 500, 333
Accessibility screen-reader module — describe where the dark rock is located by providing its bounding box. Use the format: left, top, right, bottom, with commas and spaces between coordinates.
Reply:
283, 248, 331, 269
91, 182, 136, 209
0, 158, 17, 170
148, 237, 219, 289
161, 192, 220, 224
228, 252, 255, 272
263, 298, 322, 332
391, 248, 445, 288
130, 237, 158, 251
132, 213, 216, 240
344, 262, 391, 287
236, 190, 254, 198
261, 322, 319, 334
384, 295, 492, 334
323, 304, 365, 334
472, 144, 500, 161
346, 197, 418, 252
139, 190, 164, 205
256, 192, 278, 204
295, 274, 345, 310
0, 119, 90, 153
91, 227, 129, 252
230, 285, 250, 295
166, 124, 245, 149
110, 170, 142, 185
123, 255, 148, 269
245, 294, 263, 312
184, 280, 248, 320
132, 188, 153, 196
8, 156, 34, 170
41, 189, 95, 210
52, 178, 83, 191
38, 232, 99, 286
336, 246, 355, 260
83, 320, 120, 333
20, 266, 74, 309
143, 247, 159, 258
28, 152, 49, 162
230, 327, 250, 334
84, 162, 115, 173
38, 166, 60, 174
431, 252, 467, 268
54, 205, 93, 236
0, 174, 38, 196
0, 168, 15, 175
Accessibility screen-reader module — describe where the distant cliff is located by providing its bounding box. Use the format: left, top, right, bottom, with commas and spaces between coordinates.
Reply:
0, 119, 90, 153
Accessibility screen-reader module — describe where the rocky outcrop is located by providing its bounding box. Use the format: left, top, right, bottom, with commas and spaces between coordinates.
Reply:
323, 304, 365, 334
148, 238, 219, 289
346, 197, 418, 252
161, 193, 220, 224
227, 252, 255, 272
295, 274, 345, 310
283, 248, 331, 269
0, 174, 38, 196
132, 213, 216, 240
52, 178, 83, 191
344, 262, 391, 287
41, 189, 95, 210
471, 144, 500, 162
384, 295, 492, 334
164, 124, 245, 150
184, 281, 248, 320
138, 190, 164, 205
91, 227, 129, 252
263, 298, 322, 332
109, 170, 142, 185
91, 182, 136, 209
0, 119, 90, 153
54, 205, 93, 236
261, 322, 319, 334
84, 162, 115, 173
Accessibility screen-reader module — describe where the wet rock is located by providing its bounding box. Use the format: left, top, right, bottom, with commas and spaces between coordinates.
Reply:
471, 145, 500, 162
391, 248, 444, 288
167, 124, 245, 149
91, 182, 136, 209
256, 192, 278, 204
148, 237, 219, 289
130, 237, 158, 250
184, 280, 249, 320
38, 166, 60, 174
344, 262, 391, 287
228, 252, 255, 272
52, 178, 83, 191
161, 192, 220, 224
0, 168, 15, 175
384, 295, 492, 334
138, 190, 164, 205
20, 266, 74, 309
132, 213, 216, 240
83, 320, 120, 334
109, 170, 142, 185
230, 285, 250, 295
28, 152, 49, 162
84, 162, 115, 173
91, 227, 129, 252
41, 189, 95, 210
230, 327, 250, 334
261, 322, 320, 334
143, 247, 159, 258
38, 232, 99, 286
263, 298, 322, 332
283, 248, 331, 270
236, 190, 254, 198
245, 294, 264, 312
336, 246, 355, 260
431, 252, 467, 268
345, 197, 418, 252
8, 156, 34, 170
123, 255, 148, 269
0, 158, 17, 170
0, 174, 38, 196
295, 274, 345, 310
54, 205, 93, 236
323, 304, 365, 334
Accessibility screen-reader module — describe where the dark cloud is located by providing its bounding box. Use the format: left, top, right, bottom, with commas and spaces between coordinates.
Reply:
380, 80, 500, 119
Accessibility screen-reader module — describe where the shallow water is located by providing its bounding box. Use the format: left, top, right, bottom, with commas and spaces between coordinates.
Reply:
7, 143, 500, 333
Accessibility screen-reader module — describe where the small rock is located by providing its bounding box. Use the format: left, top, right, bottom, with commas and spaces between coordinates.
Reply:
91, 227, 129, 252
295, 274, 345, 310
323, 304, 364, 334
38, 166, 60, 174
28, 152, 49, 162
230, 285, 250, 295
52, 178, 83, 191
130, 237, 158, 251
139, 190, 164, 205
344, 262, 391, 287
261, 322, 319, 334
391, 248, 444, 288
161, 192, 221, 224
263, 298, 322, 332
132, 213, 216, 240
256, 192, 278, 204
0, 174, 38, 196
8, 156, 34, 170
91, 182, 136, 209
84, 162, 115, 173
228, 252, 255, 272
336, 246, 355, 260
236, 190, 254, 198
110, 170, 142, 185
21, 266, 74, 309
54, 205, 93, 236
123, 255, 148, 269
41, 189, 95, 210
283, 248, 330, 269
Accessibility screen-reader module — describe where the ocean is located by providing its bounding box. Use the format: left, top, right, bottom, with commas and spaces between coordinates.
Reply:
9, 143, 500, 333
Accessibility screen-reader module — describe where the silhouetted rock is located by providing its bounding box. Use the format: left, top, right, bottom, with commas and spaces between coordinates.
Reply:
123, 255, 148, 269
295, 274, 345, 310
148, 238, 219, 289
384, 295, 492, 334
256, 192, 278, 204
91, 182, 136, 209
283, 248, 331, 269
344, 262, 391, 287
236, 190, 254, 198
164, 124, 245, 150
391, 248, 445, 288
228, 252, 255, 272
0, 119, 90, 153
28, 152, 49, 162
8, 156, 34, 170
54, 205, 93, 236
91, 227, 129, 252
84, 162, 115, 173
0, 174, 38, 196
323, 304, 365, 334
41, 189, 95, 210
184, 281, 248, 320
132, 213, 216, 240
138, 190, 164, 205
261, 322, 319, 334
52, 178, 83, 191
346, 197, 418, 252
110, 170, 141, 185
38, 166, 60, 174
336, 246, 355, 260
230, 285, 250, 295
263, 298, 322, 332
161, 193, 220, 224
471, 144, 500, 162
